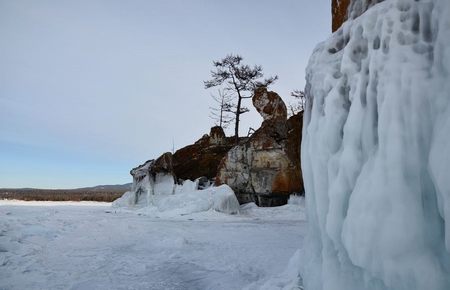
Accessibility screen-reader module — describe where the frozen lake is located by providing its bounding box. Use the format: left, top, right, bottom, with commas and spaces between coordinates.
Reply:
0, 201, 306, 290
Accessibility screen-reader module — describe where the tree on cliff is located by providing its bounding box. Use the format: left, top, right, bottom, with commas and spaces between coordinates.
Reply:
209, 89, 235, 129
204, 54, 278, 144
288, 89, 306, 116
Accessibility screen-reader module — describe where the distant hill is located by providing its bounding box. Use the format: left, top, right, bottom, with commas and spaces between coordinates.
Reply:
75, 183, 132, 192
0, 183, 132, 202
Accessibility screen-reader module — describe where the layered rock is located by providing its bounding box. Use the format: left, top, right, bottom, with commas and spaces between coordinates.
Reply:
216, 88, 303, 206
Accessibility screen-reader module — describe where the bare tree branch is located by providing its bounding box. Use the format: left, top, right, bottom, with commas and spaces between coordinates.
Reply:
204, 54, 277, 144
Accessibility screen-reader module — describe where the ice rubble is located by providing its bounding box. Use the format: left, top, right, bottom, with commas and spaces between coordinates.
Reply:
302, 0, 450, 289
112, 176, 240, 215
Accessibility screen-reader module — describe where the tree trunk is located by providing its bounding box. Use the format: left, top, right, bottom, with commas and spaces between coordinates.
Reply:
219, 97, 224, 127
234, 94, 242, 144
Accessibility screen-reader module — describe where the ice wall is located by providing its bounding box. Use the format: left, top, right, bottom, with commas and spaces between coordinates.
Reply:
302, 0, 450, 289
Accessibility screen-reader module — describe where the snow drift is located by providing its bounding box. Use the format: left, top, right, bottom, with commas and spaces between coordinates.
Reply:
302, 0, 450, 289
113, 177, 240, 215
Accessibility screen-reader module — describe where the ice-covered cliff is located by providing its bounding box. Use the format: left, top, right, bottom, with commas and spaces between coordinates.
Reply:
112, 154, 240, 215
302, 0, 450, 289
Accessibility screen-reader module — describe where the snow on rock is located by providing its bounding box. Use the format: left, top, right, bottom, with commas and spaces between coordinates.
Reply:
113, 147, 241, 215
113, 176, 240, 216
302, 0, 450, 289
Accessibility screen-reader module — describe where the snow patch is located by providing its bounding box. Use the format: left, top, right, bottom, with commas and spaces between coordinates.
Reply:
244, 250, 304, 290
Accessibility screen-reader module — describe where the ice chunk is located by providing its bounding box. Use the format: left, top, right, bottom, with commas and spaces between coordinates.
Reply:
175, 179, 199, 194
210, 185, 240, 214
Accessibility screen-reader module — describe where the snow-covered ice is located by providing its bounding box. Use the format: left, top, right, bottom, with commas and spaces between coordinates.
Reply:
114, 164, 242, 216
113, 183, 241, 216
0, 198, 305, 290
302, 0, 450, 289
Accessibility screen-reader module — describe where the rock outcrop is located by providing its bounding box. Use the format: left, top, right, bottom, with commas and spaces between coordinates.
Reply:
216, 88, 303, 206
252, 88, 287, 121
172, 126, 240, 181
131, 126, 239, 189
126, 89, 303, 207
129, 153, 176, 205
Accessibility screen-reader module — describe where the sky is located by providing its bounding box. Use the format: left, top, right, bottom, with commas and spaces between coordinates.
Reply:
0, 0, 331, 189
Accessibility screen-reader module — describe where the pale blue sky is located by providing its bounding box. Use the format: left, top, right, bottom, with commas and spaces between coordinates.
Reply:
0, 0, 331, 188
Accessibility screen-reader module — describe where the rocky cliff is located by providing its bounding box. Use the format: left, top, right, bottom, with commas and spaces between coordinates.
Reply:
216, 88, 303, 206
130, 126, 238, 196
126, 88, 302, 207
172, 126, 240, 181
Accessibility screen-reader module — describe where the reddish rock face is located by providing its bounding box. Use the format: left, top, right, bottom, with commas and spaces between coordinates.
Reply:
172, 127, 238, 181
252, 87, 287, 122
332, 0, 383, 32
136, 126, 238, 183
152, 152, 174, 174
216, 89, 303, 206
332, 0, 351, 32
285, 112, 303, 193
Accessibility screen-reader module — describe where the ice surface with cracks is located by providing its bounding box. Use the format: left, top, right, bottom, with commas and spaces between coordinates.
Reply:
302, 0, 450, 289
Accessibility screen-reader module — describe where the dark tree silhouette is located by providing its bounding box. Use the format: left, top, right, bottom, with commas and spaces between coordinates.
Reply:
209, 89, 235, 129
204, 54, 278, 144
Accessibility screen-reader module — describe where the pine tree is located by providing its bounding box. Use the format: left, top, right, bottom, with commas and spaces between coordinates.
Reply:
204, 54, 277, 144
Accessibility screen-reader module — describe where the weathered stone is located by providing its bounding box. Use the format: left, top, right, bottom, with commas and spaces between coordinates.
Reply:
171, 128, 238, 181
285, 112, 303, 193
216, 89, 303, 206
209, 126, 226, 145
152, 152, 174, 174
252, 87, 287, 122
